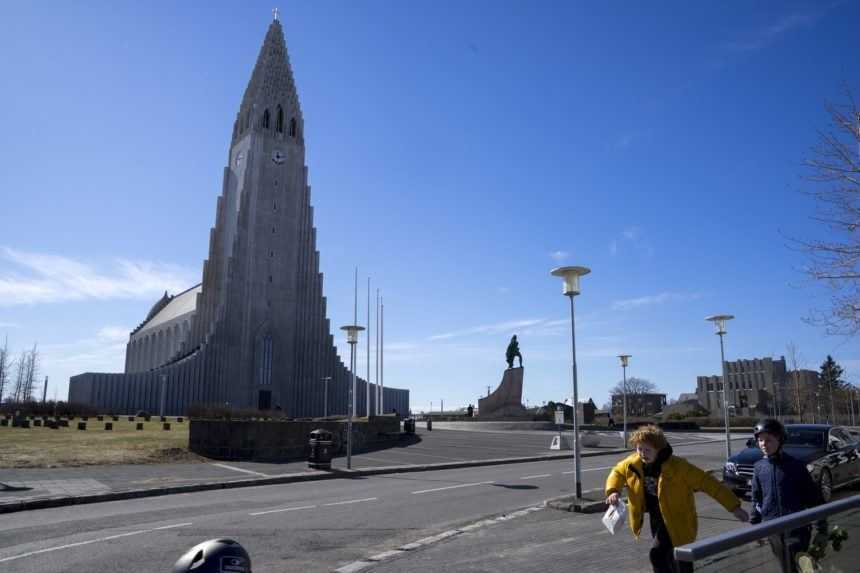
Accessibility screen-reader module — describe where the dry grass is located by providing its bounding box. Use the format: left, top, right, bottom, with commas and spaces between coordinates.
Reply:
0, 418, 202, 468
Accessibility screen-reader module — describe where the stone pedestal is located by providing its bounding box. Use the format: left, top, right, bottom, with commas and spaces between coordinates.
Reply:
478, 367, 527, 418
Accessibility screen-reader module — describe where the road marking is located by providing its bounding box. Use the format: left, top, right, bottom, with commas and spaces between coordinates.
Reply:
0, 522, 192, 563
249, 504, 317, 516
323, 497, 378, 507
210, 462, 270, 477
563, 465, 614, 474
520, 473, 551, 479
411, 481, 493, 494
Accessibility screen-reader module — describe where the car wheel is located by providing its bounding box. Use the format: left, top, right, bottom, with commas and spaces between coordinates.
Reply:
819, 468, 833, 503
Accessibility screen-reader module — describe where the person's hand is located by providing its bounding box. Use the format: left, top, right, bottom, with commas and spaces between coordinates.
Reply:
606, 492, 619, 506
732, 507, 749, 522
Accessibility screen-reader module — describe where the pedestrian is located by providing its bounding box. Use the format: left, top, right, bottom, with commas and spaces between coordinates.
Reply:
605, 424, 748, 573
750, 419, 828, 573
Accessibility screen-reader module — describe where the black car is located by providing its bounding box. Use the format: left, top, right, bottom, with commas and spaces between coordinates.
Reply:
723, 424, 860, 502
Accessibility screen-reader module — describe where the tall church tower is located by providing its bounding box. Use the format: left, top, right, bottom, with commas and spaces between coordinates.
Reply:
188, 14, 333, 412
71, 15, 409, 418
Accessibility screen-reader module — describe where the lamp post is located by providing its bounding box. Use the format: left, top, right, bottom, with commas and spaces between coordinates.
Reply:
340, 324, 364, 469
618, 354, 631, 448
321, 376, 331, 417
551, 265, 590, 501
705, 314, 734, 459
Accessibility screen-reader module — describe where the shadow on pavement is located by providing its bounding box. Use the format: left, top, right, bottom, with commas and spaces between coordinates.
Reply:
491, 484, 539, 490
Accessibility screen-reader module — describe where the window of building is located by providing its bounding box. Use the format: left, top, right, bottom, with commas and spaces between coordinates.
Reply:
262, 109, 270, 129
276, 105, 284, 133
289, 117, 297, 137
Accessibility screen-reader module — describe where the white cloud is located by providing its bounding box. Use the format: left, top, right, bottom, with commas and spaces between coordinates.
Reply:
428, 319, 547, 341
610, 227, 654, 257
549, 250, 569, 262
0, 247, 197, 306
97, 326, 131, 343
723, 11, 819, 53
612, 291, 703, 311
0, 322, 20, 328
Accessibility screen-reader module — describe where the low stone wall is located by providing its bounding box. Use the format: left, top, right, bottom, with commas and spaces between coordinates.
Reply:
188, 416, 401, 462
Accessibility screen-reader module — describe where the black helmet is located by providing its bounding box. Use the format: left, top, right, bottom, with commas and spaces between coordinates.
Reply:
753, 418, 786, 444
173, 538, 251, 573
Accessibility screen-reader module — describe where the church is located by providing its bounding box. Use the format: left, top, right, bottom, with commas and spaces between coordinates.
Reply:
69, 15, 409, 417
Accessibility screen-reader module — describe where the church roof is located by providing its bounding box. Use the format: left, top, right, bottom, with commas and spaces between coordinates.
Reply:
135, 284, 202, 335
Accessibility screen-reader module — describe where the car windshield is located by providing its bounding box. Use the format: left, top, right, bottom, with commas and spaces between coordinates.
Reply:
785, 429, 825, 447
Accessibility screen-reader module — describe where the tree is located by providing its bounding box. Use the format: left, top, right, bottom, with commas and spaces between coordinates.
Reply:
9, 344, 40, 403
786, 341, 807, 420
609, 376, 657, 396
795, 88, 860, 335
819, 355, 845, 423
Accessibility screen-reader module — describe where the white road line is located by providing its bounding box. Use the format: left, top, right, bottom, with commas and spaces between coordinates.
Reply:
0, 522, 192, 563
249, 504, 317, 516
563, 465, 614, 474
323, 497, 378, 507
519, 474, 551, 479
210, 462, 270, 477
411, 481, 494, 494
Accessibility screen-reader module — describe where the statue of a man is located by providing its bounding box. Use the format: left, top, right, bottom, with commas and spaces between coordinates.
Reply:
505, 335, 523, 369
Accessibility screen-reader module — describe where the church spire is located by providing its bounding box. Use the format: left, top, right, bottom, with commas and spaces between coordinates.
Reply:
232, 14, 303, 143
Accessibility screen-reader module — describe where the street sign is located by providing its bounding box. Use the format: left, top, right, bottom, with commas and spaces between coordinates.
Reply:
554, 409, 564, 425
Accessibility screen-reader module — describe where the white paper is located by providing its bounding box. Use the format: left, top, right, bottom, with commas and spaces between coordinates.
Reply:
602, 501, 627, 535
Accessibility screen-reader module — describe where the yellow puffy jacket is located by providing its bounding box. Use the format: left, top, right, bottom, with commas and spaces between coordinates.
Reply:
604, 453, 740, 547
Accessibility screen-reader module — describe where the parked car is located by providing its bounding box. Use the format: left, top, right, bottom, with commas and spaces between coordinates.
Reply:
723, 424, 860, 502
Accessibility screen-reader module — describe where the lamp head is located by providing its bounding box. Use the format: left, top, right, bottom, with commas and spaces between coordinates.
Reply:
618, 354, 631, 367
550, 266, 591, 296
705, 314, 734, 335
340, 324, 365, 344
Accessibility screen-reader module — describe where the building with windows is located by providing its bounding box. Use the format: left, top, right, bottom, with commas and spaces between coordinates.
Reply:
610, 393, 667, 417
69, 15, 409, 416
695, 356, 788, 418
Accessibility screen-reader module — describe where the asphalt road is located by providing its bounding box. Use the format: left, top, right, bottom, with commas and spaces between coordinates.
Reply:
0, 438, 735, 573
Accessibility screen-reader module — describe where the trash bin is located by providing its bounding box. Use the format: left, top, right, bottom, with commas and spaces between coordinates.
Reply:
404, 418, 415, 434
308, 429, 334, 470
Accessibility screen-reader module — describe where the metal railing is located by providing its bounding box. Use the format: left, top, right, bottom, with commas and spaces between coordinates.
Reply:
675, 495, 860, 572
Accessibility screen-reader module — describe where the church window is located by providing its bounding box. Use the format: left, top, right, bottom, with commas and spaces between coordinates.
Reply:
269, 251, 274, 257
269, 275, 273, 283
276, 105, 284, 133
274, 179, 278, 187
256, 336, 273, 386
272, 226, 276, 234
273, 201, 277, 211
289, 117, 297, 137
262, 109, 270, 129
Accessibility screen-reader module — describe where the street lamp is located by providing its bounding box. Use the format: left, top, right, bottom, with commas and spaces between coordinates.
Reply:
705, 314, 734, 459
340, 324, 365, 470
618, 354, 631, 448
321, 376, 331, 417
551, 265, 590, 501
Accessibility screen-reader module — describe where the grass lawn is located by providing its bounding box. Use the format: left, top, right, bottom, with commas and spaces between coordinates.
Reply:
0, 417, 201, 468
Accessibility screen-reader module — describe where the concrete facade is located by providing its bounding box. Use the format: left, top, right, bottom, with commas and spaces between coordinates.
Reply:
694, 356, 788, 417
478, 368, 527, 418
69, 18, 409, 417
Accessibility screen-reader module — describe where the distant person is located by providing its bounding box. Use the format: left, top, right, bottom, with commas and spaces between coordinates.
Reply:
605, 425, 748, 573
750, 419, 827, 573
608, 417, 615, 428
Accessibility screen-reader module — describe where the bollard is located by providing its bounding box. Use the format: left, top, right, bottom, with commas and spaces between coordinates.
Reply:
136, 422, 144, 431
163, 422, 171, 431
77, 422, 87, 431
104, 422, 113, 431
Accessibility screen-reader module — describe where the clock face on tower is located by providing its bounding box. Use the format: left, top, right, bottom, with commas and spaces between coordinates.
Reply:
272, 150, 285, 164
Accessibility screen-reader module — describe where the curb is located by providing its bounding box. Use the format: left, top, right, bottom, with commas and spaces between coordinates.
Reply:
0, 448, 630, 515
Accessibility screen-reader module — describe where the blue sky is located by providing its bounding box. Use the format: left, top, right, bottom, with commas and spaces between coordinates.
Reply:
0, 1, 857, 411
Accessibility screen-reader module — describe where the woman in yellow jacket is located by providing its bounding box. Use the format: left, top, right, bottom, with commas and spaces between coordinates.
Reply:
605, 425, 748, 573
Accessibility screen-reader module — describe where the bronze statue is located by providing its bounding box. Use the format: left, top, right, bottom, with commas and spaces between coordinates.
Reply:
505, 335, 523, 369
